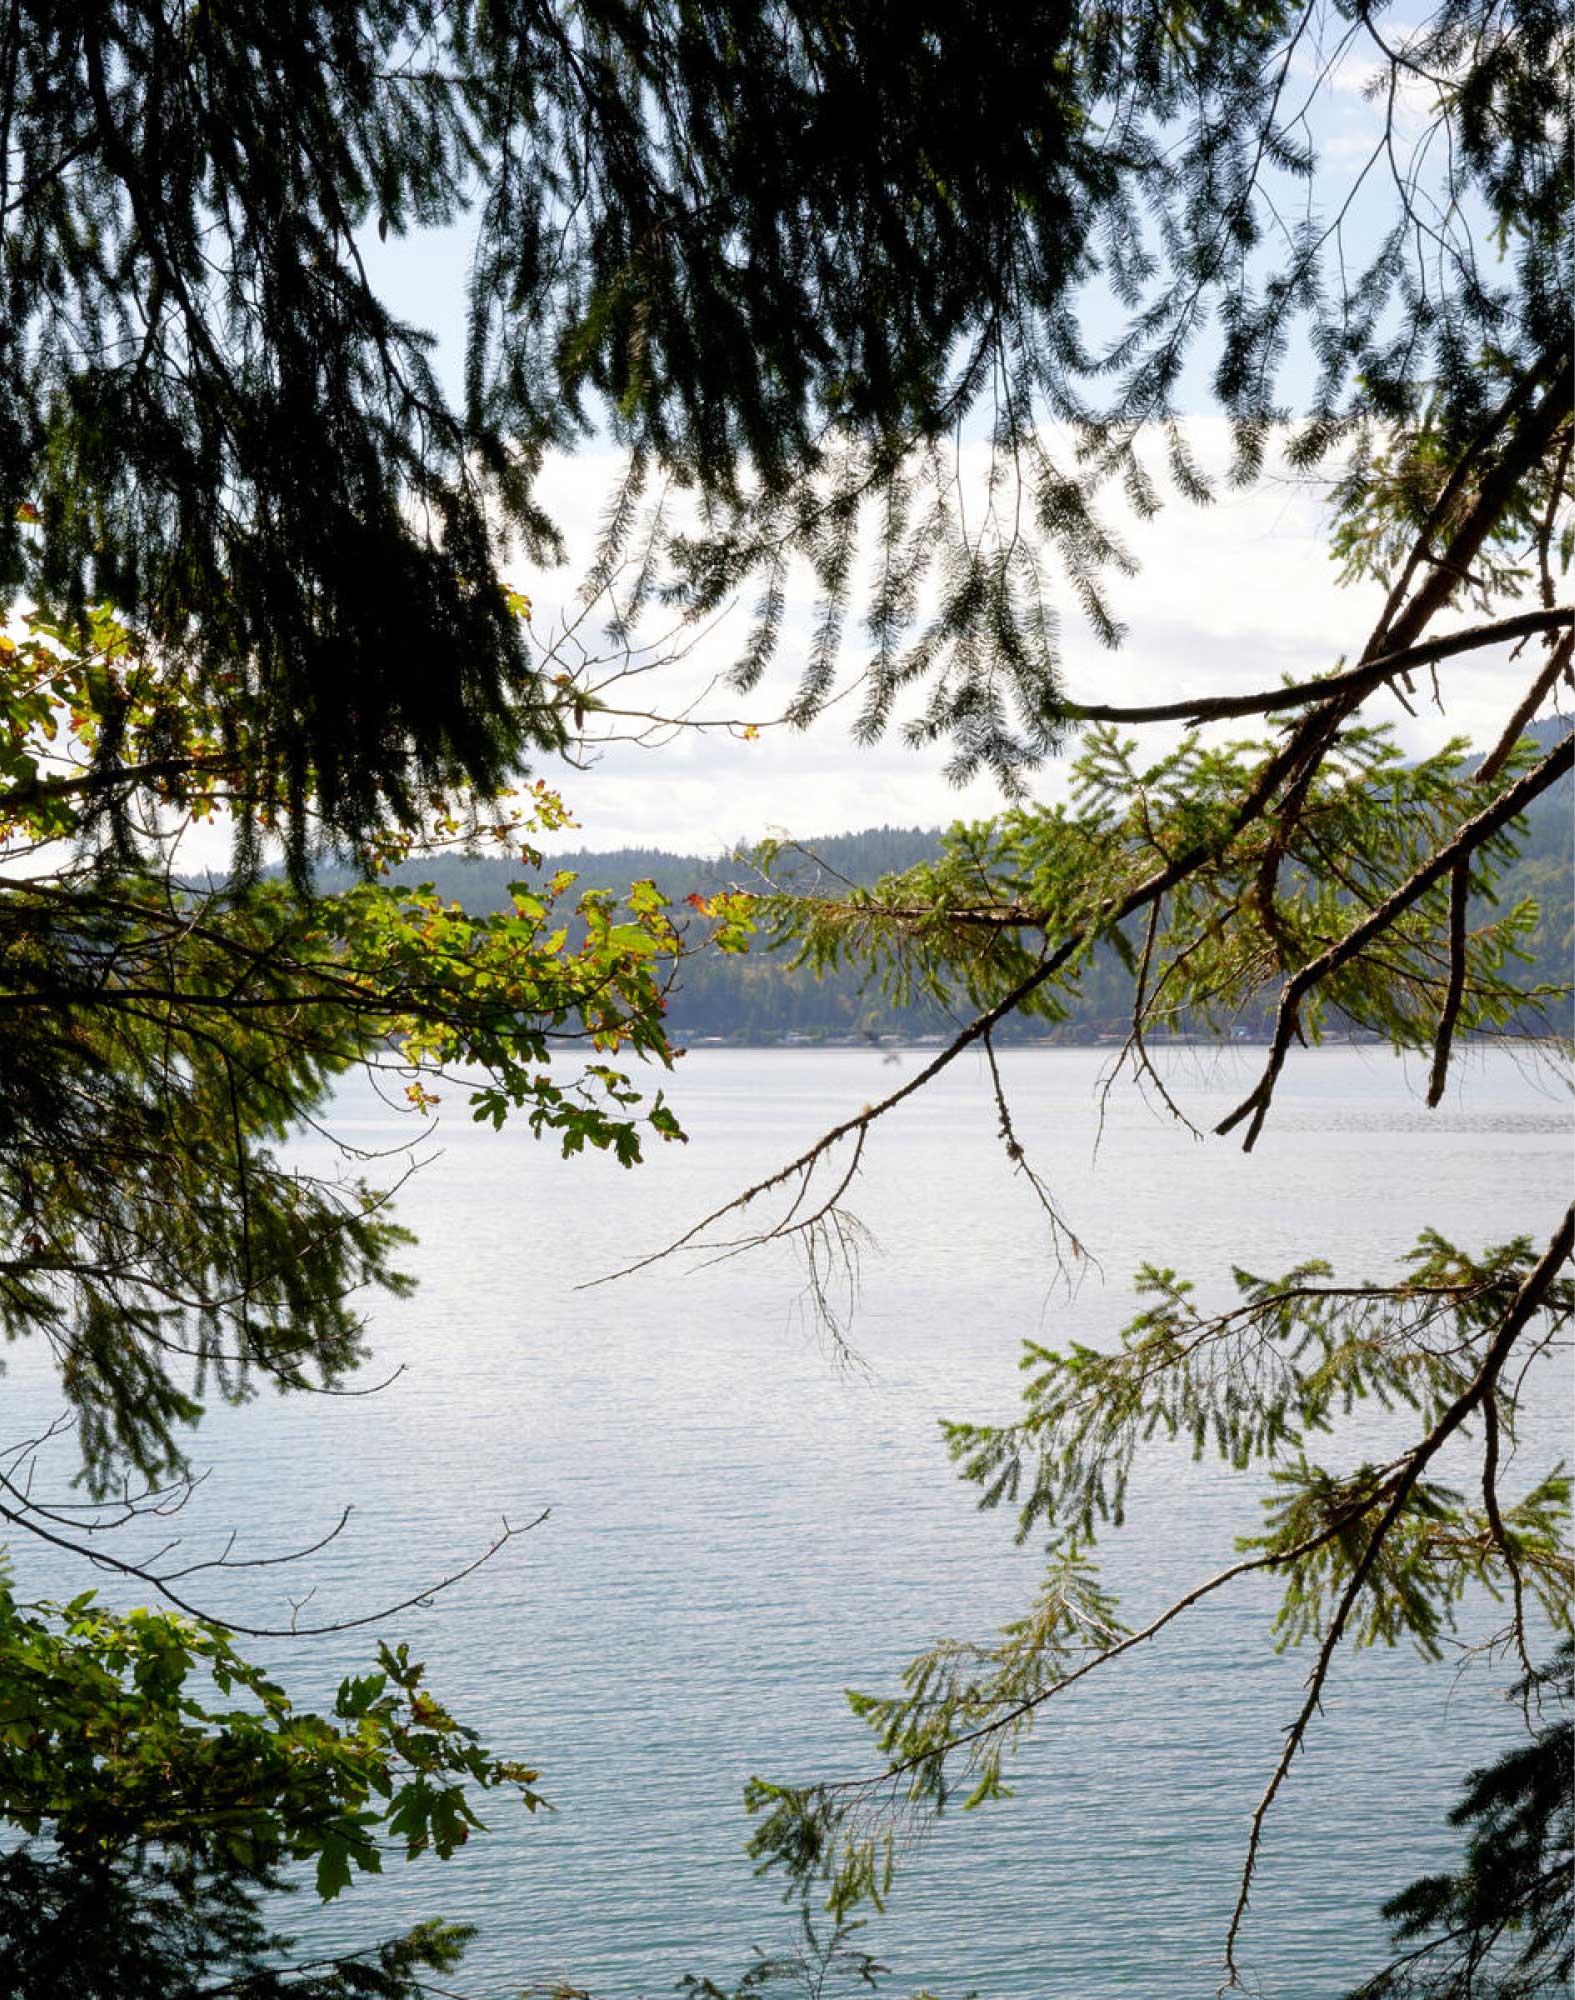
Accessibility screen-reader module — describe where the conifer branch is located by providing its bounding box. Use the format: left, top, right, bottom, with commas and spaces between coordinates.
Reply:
1217, 733, 1574, 1149
1220, 1205, 1575, 1990
1063, 607, 1571, 727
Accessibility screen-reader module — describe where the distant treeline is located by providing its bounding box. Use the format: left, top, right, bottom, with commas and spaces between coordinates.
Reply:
305, 733, 1573, 1045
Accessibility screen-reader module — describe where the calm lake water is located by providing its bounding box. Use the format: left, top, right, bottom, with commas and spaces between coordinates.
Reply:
5, 1043, 1572, 1997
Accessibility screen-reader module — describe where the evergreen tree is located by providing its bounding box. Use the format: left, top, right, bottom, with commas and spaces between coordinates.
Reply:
0, 0, 1569, 1990
5, 0, 1568, 824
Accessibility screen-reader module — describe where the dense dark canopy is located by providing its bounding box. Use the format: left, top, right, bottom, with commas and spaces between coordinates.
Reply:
0, 4, 1570, 1991
5, 0, 1570, 829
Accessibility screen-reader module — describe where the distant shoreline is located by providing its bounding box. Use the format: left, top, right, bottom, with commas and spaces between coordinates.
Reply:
670, 1031, 1570, 1054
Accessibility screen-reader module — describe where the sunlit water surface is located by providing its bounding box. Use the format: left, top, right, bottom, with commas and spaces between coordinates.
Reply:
5, 1044, 1571, 1997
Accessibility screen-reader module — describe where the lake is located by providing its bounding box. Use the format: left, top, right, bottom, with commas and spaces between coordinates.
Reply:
4, 1042, 1571, 1997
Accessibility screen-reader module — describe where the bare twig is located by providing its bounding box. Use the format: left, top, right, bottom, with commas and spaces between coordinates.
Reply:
1474, 629, 1574, 788
1426, 853, 1471, 1109
981, 1029, 1093, 1281
0, 1493, 548, 1640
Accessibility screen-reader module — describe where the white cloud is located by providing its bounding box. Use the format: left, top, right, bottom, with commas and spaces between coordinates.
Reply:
81, 418, 1563, 879
514, 430, 1557, 857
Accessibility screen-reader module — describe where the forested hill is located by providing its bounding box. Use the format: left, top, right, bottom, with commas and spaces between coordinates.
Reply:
310, 736, 1572, 1045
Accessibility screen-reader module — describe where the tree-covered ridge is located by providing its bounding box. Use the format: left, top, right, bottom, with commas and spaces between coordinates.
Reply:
322, 725, 1571, 1044
298, 823, 950, 1043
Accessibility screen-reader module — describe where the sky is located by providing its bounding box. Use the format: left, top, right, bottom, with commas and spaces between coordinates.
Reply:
133, 409, 1557, 873
19, 11, 1562, 871
338, 17, 1562, 862
459, 433, 1547, 859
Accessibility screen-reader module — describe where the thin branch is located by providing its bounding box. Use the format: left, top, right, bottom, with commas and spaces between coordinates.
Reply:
802, 1461, 1412, 1809
0, 752, 234, 820
1535, 424, 1574, 613
0, 1496, 548, 1640
1425, 854, 1471, 1109
1480, 1389, 1533, 1684
1063, 606, 1571, 727
981, 1028, 1092, 1280
1474, 628, 1574, 788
